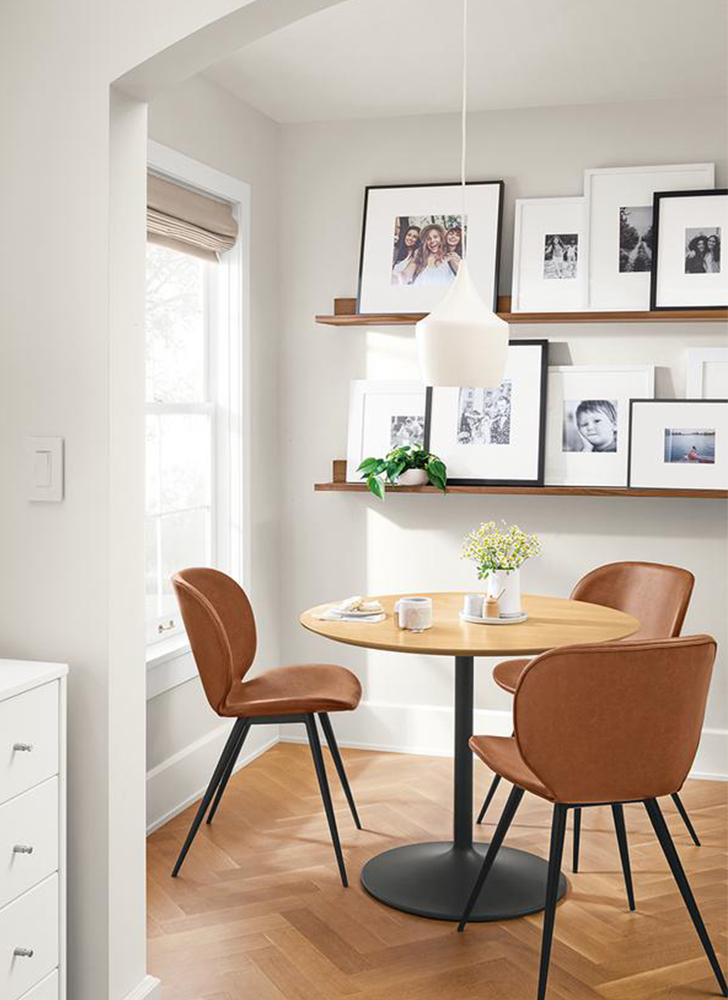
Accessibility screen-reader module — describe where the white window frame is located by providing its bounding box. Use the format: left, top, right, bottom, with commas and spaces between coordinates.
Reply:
145, 141, 251, 696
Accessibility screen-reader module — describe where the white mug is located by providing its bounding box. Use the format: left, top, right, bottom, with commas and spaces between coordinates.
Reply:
394, 596, 433, 631
463, 594, 485, 618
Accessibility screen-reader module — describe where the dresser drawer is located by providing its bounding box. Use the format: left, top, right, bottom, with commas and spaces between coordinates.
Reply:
0, 684, 59, 805
18, 969, 58, 1000
0, 874, 58, 1000
0, 778, 59, 909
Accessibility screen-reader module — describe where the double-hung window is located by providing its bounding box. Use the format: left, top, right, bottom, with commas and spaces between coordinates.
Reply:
144, 151, 246, 658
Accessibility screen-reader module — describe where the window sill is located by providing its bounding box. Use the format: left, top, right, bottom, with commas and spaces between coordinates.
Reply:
146, 634, 190, 669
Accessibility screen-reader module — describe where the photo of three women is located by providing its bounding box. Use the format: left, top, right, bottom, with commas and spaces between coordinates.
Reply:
391, 216, 465, 287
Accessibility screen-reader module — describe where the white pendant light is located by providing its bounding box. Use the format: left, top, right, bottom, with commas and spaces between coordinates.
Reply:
416, 0, 508, 388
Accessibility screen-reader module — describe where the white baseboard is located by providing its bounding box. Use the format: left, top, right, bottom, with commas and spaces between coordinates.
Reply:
279, 701, 728, 781
146, 724, 279, 834
121, 975, 161, 1000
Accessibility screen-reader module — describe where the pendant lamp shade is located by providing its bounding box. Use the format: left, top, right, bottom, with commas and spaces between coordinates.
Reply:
415, 260, 509, 387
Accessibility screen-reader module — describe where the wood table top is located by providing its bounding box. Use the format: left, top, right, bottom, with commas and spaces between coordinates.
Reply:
300, 592, 639, 657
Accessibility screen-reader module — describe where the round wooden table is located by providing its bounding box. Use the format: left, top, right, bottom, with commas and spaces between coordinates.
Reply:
301, 592, 639, 922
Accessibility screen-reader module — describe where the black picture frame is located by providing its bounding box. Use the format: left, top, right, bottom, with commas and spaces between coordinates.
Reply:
627, 397, 728, 488
423, 339, 548, 487
650, 189, 728, 311
356, 180, 504, 315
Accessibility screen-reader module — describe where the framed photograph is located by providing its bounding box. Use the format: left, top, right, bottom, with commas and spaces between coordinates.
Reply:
346, 380, 426, 482
424, 340, 547, 486
650, 189, 728, 310
687, 348, 728, 398
583, 163, 715, 311
628, 399, 728, 490
357, 181, 503, 315
546, 365, 655, 487
511, 197, 585, 313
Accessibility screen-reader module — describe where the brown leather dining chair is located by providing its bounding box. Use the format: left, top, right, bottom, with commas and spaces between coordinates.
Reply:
477, 561, 698, 882
169, 567, 362, 886
459, 635, 727, 1000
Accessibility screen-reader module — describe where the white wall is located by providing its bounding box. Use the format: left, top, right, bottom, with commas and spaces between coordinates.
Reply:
145, 76, 283, 830
277, 98, 728, 778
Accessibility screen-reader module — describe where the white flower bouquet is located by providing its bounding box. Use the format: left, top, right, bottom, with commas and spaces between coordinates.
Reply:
462, 520, 541, 580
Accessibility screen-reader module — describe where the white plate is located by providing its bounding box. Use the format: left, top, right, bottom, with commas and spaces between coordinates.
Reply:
329, 607, 384, 618
459, 611, 528, 625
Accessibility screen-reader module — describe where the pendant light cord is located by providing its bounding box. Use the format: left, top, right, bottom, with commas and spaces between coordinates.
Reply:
460, 0, 468, 257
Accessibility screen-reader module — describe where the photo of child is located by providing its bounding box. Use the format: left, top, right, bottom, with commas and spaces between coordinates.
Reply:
563, 399, 618, 453
664, 428, 716, 464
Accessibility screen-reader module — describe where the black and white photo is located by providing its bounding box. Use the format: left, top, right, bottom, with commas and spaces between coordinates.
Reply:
546, 366, 654, 487
390, 414, 425, 448
391, 216, 465, 287
358, 182, 503, 314
425, 341, 547, 487
457, 383, 512, 445
685, 227, 721, 274
664, 428, 716, 464
543, 234, 578, 279
619, 206, 653, 272
562, 399, 618, 453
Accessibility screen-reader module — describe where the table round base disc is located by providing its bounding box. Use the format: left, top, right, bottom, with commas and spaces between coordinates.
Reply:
361, 841, 567, 921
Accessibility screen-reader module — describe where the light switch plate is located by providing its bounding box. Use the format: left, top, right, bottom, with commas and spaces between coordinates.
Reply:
26, 436, 64, 501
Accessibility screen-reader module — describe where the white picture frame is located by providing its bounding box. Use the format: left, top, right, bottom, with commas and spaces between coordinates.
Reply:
628, 399, 728, 490
545, 365, 655, 487
346, 380, 426, 482
511, 197, 585, 313
424, 340, 547, 486
583, 163, 715, 311
357, 182, 503, 315
686, 348, 728, 399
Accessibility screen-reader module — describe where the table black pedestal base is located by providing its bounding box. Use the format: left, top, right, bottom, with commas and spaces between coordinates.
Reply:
361, 841, 567, 921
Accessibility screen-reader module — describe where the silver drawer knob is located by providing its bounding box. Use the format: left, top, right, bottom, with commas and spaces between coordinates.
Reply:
13, 948, 34, 958
12, 743, 34, 752
13, 845, 34, 855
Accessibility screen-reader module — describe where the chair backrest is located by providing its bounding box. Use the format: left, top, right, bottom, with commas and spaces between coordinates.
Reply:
571, 561, 694, 640
513, 635, 716, 804
172, 567, 257, 714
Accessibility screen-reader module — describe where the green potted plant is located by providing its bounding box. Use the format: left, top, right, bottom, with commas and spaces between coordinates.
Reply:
357, 445, 447, 499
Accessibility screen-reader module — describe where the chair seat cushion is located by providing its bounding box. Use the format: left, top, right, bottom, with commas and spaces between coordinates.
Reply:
470, 735, 554, 801
492, 658, 530, 694
222, 664, 362, 717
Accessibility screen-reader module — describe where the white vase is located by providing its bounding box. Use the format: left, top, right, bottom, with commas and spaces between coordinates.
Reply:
486, 568, 522, 618
397, 468, 429, 486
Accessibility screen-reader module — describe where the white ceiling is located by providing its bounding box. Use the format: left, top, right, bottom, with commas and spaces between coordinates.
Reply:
204, 0, 728, 124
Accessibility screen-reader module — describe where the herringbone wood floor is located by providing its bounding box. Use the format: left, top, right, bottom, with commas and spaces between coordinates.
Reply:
148, 742, 727, 1000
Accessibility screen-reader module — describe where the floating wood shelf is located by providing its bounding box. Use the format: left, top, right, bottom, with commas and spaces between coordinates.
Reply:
316, 461, 728, 499
315, 297, 728, 327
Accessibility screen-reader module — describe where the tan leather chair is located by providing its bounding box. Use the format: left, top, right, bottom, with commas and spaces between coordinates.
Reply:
170, 567, 362, 885
459, 635, 726, 1000
477, 561, 698, 877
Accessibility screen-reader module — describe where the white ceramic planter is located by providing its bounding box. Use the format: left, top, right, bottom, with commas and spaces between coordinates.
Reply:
397, 468, 429, 486
486, 568, 522, 617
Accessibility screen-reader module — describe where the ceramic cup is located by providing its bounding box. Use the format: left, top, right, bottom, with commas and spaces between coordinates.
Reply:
394, 596, 433, 631
463, 594, 485, 618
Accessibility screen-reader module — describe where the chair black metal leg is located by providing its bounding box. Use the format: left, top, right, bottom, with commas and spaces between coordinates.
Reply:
206, 720, 251, 825
171, 719, 244, 877
671, 791, 701, 847
305, 714, 348, 887
537, 804, 568, 1000
476, 774, 502, 825
644, 798, 727, 997
611, 803, 636, 911
572, 807, 582, 873
458, 785, 524, 931
318, 713, 362, 829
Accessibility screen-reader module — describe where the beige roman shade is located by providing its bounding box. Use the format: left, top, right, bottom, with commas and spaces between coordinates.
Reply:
147, 173, 238, 262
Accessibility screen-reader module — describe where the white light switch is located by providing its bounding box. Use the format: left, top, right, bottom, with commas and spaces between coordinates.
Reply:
26, 437, 64, 502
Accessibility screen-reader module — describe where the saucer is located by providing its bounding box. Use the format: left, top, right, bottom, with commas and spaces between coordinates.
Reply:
459, 611, 528, 626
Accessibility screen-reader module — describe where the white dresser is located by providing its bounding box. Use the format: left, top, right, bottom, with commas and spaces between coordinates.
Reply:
0, 661, 67, 1000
